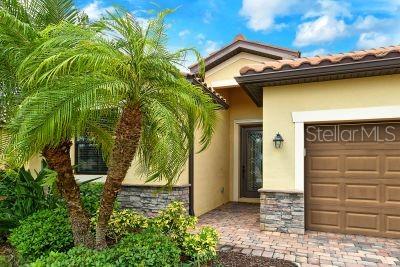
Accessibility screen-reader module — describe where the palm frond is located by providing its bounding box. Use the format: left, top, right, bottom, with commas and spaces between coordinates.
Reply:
10, 9, 217, 186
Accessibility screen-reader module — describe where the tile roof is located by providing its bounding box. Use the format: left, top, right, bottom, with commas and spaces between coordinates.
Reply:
189, 35, 300, 73
240, 45, 400, 75
185, 73, 229, 109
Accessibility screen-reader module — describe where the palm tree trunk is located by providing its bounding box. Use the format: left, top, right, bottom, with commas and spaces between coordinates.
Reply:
96, 104, 142, 249
43, 140, 94, 248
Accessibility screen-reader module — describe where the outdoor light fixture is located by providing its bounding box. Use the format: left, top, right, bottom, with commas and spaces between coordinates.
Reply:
273, 133, 284, 148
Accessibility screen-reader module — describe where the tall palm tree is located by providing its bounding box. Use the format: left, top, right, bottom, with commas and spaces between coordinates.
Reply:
0, 0, 97, 247
14, 9, 218, 248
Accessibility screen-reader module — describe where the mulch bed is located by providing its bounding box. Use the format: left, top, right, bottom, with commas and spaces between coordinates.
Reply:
212, 251, 297, 267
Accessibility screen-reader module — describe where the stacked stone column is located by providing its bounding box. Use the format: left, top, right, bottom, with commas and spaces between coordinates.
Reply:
260, 190, 304, 234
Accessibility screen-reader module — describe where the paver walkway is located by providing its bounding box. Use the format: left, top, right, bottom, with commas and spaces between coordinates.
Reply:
198, 202, 400, 266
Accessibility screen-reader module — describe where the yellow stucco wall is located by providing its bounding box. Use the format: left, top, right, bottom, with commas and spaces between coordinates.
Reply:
263, 74, 400, 190
204, 52, 273, 85
123, 158, 189, 186
26, 155, 42, 173
193, 108, 230, 215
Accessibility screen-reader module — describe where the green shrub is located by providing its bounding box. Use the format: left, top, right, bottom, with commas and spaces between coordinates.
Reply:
79, 182, 104, 216
106, 209, 148, 241
150, 201, 197, 245
0, 164, 60, 234
0, 255, 11, 267
29, 247, 114, 267
9, 208, 73, 262
150, 202, 219, 265
182, 226, 219, 264
112, 229, 181, 266
30, 230, 181, 267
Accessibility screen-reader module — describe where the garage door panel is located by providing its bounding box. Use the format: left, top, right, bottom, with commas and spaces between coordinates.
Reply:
307, 155, 341, 178
345, 213, 379, 232
345, 156, 379, 172
309, 183, 340, 200
384, 156, 400, 178
385, 156, 400, 172
385, 185, 400, 204
345, 184, 379, 203
308, 210, 340, 230
305, 121, 400, 238
385, 215, 400, 234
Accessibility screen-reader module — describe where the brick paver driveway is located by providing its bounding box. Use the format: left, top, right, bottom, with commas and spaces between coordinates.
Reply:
198, 202, 400, 266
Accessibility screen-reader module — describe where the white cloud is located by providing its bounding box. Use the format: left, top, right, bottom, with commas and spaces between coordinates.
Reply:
203, 10, 213, 24
353, 14, 400, 49
178, 30, 190, 38
292, 0, 353, 47
204, 40, 220, 54
239, 0, 299, 31
294, 15, 348, 47
356, 32, 400, 49
304, 0, 351, 19
354, 15, 385, 31
82, 1, 113, 21
302, 48, 327, 57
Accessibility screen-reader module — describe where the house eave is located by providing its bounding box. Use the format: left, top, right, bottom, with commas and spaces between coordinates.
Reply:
235, 57, 400, 107
190, 40, 300, 74
187, 77, 229, 110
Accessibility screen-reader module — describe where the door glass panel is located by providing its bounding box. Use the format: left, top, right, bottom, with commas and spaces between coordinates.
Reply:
246, 130, 263, 192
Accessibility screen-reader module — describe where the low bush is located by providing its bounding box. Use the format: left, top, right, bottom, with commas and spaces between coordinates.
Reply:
150, 201, 219, 265
30, 230, 181, 267
29, 247, 113, 267
0, 165, 60, 234
79, 182, 104, 216
112, 229, 181, 266
8, 208, 73, 262
106, 209, 148, 241
182, 226, 219, 264
0, 255, 11, 267
151, 201, 197, 245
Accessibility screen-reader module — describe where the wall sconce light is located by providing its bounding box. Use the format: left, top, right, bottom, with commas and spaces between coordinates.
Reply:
273, 133, 284, 149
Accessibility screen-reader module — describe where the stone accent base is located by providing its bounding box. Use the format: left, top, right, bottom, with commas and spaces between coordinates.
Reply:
260, 190, 304, 234
117, 184, 190, 217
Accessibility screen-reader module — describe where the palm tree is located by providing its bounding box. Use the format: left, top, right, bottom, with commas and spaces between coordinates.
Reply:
0, 0, 96, 247
14, 9, 218, 248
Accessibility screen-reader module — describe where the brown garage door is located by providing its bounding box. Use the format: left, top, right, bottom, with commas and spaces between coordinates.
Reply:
305, 122, 400, 238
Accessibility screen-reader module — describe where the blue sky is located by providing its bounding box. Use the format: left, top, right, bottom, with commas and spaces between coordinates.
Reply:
76, 0, 400, 62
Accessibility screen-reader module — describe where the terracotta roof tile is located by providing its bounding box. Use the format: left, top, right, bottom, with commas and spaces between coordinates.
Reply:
240, 45, 400, 75
185, 73, 229, 108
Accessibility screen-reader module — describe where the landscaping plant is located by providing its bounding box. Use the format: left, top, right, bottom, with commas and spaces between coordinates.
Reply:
8, 208, 73, 262
0, 0, 99, 247
12, 9, 218, 248
0, 163, 59, 234
79, 182, 105, 217
30, 230, 181, 267
151, 202, 219, 265
105, 209, 149, 242
182, 226, 219, 265
151, 201, 198, 245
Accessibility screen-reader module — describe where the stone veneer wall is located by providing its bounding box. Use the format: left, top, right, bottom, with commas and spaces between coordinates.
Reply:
260, 190, 304, 234
118, 185, 190, 217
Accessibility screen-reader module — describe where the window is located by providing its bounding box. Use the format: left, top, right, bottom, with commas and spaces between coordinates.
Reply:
75, 137, 108, 174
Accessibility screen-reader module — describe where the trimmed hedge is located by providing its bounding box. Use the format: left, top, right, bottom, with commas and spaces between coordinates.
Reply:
8, 208, 73, 262
30, 230, 181, 267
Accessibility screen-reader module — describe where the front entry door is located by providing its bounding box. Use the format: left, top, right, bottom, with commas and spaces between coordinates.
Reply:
240, 125, 263, 198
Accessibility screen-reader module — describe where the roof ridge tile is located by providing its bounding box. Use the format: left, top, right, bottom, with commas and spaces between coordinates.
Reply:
240, 45, 400, 75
